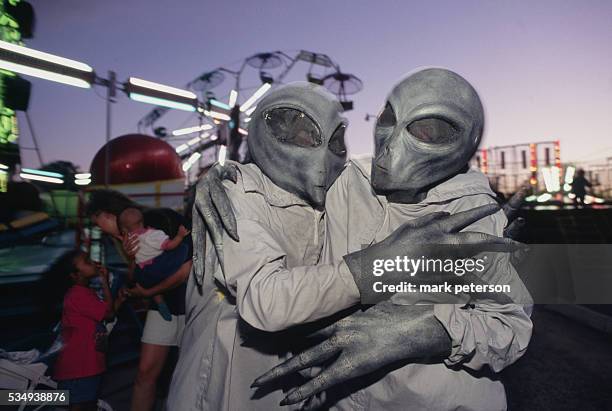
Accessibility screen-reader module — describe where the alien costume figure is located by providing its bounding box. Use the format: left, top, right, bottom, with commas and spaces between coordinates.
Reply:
167, 82, 359, 411
198, 69, 533, 410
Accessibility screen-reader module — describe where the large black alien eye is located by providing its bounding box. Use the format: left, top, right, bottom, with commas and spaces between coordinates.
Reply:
263, 107, 322, 147
407, 118, 458, 144
376, 102, 396, 127
328, 124, 347, 156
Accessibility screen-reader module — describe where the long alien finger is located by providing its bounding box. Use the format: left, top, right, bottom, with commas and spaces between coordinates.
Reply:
209, 179, 239, 241
220, 162, 238, 183
280, 363, 347, 406
453, 231, 526, 252
440, 203, 501, 233
503, 217, 525, 240
198, 189, 225, 250
252, 340, 339, 387
404, 211, 449, 228
503, 187, 527, 222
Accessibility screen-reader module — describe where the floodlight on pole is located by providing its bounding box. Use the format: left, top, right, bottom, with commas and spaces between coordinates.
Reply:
75, 173, 91, 179
0, 40, 94, 88
245, 106, 257, 116
240, 83, 271, 112
238, 128, 248, 136
125, 77, 197, 112
172, 124, 213, 136
228, 90, 238, 108
0, 163, 8, 170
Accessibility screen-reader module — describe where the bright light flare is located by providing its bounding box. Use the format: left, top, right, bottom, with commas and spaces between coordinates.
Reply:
203, 110, 231, 121
175, 144, 189, 154
542, 166, 560, 193
240, 83, 271, 112
564, 166, 575, 184
172, 124, 213, 136
228, 90, 238, 107
127, 77, 196, 99
129, 93, 196, 112
20, 173, 63, 184
182, 152, 202, 171
218, 145, 227, 166
537, 193, 552, 203
0, 40, 93, 88
188, 136, 201, 146
210, 99, 231, 110
22, 168, 63, 178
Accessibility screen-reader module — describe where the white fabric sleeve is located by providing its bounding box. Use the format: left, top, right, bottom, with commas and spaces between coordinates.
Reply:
216, 219, 360, 332
430, 194, 534, 372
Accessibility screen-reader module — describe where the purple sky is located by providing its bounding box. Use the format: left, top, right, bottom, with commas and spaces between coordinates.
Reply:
20, 0, 612, 171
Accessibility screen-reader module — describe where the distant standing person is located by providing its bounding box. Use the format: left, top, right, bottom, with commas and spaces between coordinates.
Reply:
571, 168, 592, 207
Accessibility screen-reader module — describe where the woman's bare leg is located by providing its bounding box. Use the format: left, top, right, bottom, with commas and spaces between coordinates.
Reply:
130, 343, 170, 411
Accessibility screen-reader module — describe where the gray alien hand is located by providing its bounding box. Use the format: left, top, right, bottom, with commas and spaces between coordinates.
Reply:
344, 204, 524, 304
193, 161, 240, 246
252, 301, 449, 406
191, 162, 239, 283
503, 185, 529, 240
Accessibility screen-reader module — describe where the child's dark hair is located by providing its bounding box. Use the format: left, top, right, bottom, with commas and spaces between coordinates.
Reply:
50, 249, 83, 276
37, 249, 84, 323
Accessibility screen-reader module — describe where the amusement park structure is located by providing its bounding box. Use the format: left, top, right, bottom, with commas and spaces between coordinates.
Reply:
472, 140, 610, 204
137, 50, 363, 180
472, 140, 562, 194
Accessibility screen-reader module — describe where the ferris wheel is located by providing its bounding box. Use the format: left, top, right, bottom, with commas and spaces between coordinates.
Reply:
137, 50, 362, 171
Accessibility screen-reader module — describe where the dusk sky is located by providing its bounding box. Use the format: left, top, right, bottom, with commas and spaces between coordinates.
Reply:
20, 0, 612, 171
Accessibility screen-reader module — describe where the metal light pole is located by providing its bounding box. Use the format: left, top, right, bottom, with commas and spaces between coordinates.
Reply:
102, 71, 116, 187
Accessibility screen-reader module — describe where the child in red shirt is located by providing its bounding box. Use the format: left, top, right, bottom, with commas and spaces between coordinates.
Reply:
51, 250, 126, 411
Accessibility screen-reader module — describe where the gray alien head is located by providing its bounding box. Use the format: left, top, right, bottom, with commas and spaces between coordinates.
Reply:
247, 82, 348, 208
371, 68, 484, 202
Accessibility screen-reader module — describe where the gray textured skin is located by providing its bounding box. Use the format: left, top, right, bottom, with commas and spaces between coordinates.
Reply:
372, 68, 484, 202
254, 301, 451, 406
248, 82, 347, 208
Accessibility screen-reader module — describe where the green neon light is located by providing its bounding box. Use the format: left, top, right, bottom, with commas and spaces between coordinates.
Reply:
21, 168, 64, 178
0, 0, 22, 150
